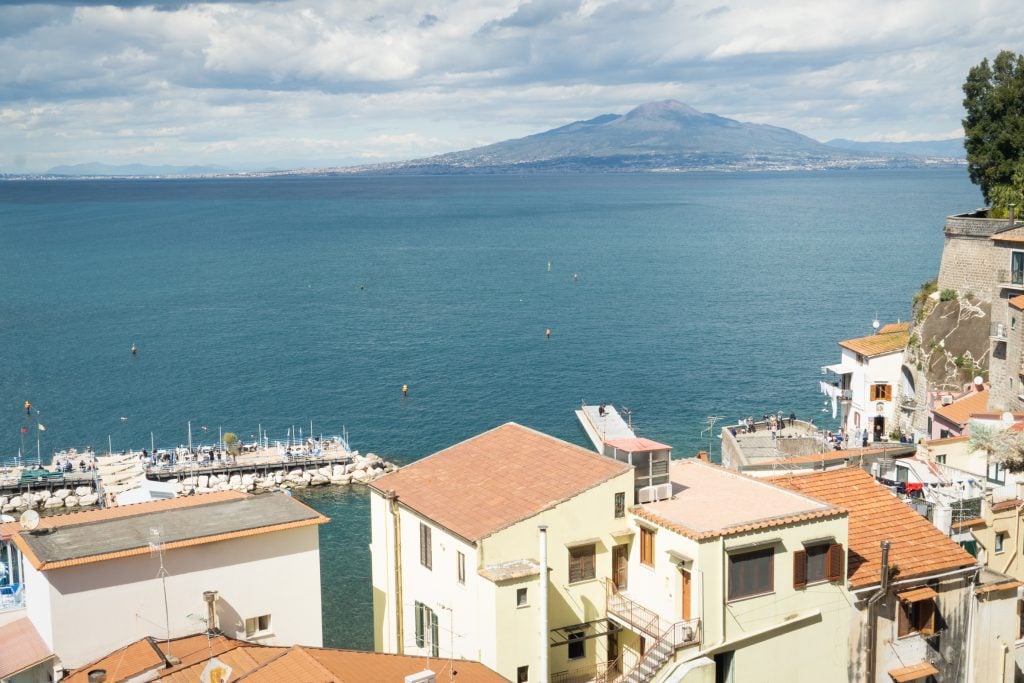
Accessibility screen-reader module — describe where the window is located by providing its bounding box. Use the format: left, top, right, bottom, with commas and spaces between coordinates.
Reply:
936, 454, 946, 464
1013, 251, 1024, 285
457, 551, 465, 584
898, 597, 937, 637
640, 527, 654, 567
614, 491, 626, 518
988, 461, 1006, 485
517, 666, 529, 683
414, 601, 440, 656
419, 523, 432, 569
728, 547, 774, 601
870, 384, 892, 401
568, 544, 596, 583
244, 614, 271, 638
793, 543, 844, 588
516, 587, 528, 607
1014, 316, 1018, 330
996, 532, 1008, 553
939, 429, 951, 439
567, 631, 585, 660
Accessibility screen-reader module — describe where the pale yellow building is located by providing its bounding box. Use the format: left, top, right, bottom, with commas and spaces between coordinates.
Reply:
369, 422, 635, 682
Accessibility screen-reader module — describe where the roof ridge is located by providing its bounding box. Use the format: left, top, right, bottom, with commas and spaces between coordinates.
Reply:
235, 644, 338, 681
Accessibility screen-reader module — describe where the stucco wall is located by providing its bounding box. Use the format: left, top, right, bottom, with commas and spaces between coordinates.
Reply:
35, 525, 322, 669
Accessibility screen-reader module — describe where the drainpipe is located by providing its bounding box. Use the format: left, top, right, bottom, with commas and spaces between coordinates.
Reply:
539, 524, 549, 683
387, 489, 404, 654
865, 540, 891, 683
1010, 204, 1017, 227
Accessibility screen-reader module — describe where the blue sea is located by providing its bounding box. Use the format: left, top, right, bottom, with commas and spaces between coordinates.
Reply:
0, 169, 982, 648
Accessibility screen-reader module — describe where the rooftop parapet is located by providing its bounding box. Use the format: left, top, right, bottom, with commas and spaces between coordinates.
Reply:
945, 210, 1017, 237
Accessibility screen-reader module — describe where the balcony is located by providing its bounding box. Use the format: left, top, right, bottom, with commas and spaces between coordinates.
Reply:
0, 583, 24, 612
997, 269, 1024, 291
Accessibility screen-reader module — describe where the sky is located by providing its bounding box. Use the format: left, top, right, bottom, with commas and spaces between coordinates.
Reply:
1, 0, 1022, 173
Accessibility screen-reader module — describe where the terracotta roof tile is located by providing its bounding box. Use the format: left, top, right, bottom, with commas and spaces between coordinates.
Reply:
0, 617, 53, 679
771, 468, 977, 589
1010, 295, 1024, 311
933, 387, 989, 427
924, 435, 969, 446
951, 517, 985, 530
369, 423, 631, 541
64, 634, 248, 683
889, 661, 939, 682
838, 329, 909, 358
878, 322, 911, 334
300, 646, 509, 682
976, 579, 1024, 595
991, 499, 1023, 512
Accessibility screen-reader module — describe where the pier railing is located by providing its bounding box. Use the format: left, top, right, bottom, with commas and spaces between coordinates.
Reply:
144, 451, 353, 480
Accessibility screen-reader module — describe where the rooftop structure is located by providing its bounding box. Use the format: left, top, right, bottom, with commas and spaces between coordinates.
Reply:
0, 616, 53, 680
632, 459, 844, 540
575, 404, 672, 501
368, 422, 630, 541
3, 490, 327, 571
837, 326, 910, 358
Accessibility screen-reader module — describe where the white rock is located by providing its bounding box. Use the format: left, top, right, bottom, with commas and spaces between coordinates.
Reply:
274, 474, 284, 485
301, 471, 312, 482
197, 475, 209, 489
78, 493, 99, 507
9, 496, 23, 509
228, 474, 242, 487
196, 486, 213, 494
310, 474, 329, 486
241, 474, 255, 486
173, 483, 184, 494
64, 495, 79, 507
1, 504, 14, 513
215, 482, 230, 491
53, 489, 71, 500
351, 469, 370, 482
332, 464, 345, 478
44, 497, 65, 508
75, 487, 92, 497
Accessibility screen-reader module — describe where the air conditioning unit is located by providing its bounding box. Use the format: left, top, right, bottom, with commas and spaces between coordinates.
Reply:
655, 483, 673, 501
638, 486, 656, 504
940, 395, 953, 406
406, 671, 436, 683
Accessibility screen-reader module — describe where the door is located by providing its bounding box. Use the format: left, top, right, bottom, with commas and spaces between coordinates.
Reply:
612, 543, 629, 590
873, 416, 885, 441
608, 628, 620, 671
680, 568, 691, 621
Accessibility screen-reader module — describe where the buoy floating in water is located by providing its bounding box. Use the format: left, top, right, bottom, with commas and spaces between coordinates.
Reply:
545, 328, 551, 339
402, 384, 408, 398
131, 343, 137, 355
547, 261, 552, 272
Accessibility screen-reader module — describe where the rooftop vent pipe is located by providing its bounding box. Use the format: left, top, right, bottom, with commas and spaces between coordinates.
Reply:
203, 590, 219, 634
87, 671, 107, 683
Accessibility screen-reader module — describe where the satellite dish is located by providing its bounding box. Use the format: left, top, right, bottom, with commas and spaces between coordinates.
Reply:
20, 510, 40, 531
1002, 411, 1016, 425
974, 376, 984, 387
872, 319, 880, 330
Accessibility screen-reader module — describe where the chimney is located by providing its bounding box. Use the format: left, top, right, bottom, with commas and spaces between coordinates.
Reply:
203, 590, 219, 634
87, 671, 107, 683
696, 451, 709, 462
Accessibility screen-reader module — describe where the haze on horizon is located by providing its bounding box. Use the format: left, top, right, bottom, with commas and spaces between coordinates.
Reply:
2, 0, 1022, 174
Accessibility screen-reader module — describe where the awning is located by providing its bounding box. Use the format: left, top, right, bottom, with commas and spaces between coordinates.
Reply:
888, 661, 939, 682
896, 586, 938, 603
822, 363, 855, 375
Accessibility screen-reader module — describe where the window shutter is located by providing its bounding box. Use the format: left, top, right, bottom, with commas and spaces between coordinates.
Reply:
897, 603, 911, 638
827, 543, 844, 582
430, 610, 440, 657
919, 600, 936, 636
883, 385, 892, 401
793, 550, 807, 589
415, 602, 425, 647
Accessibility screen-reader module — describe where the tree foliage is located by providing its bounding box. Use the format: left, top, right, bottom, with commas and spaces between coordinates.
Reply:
962, 51, 1024, 205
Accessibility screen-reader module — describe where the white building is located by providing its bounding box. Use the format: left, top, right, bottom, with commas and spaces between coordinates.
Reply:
822, 322, 910, 443
0, 490, 327, 674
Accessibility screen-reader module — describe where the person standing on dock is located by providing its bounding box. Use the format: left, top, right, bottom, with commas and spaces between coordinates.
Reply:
402, 384, 408, 398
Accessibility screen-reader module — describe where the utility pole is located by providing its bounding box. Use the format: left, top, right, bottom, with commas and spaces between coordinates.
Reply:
701, 416, 725, 459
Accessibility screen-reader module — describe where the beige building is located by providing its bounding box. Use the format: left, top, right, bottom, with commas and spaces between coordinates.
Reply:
0, 490, 327, 675
614, 458, 851, 682
369, 422, 635, 682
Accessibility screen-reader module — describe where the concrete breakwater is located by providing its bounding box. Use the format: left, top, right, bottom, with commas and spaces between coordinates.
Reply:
0, 452, 397, 514
166, 452, 397, 495
1, 487, 100, 513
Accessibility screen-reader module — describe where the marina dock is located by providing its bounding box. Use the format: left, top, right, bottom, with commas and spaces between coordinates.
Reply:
575, 403, 637, 452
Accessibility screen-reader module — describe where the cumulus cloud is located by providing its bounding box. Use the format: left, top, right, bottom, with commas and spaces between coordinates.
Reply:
1, 0, 1022, 172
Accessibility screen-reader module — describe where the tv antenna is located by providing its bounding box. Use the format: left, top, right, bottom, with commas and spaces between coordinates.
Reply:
621, 406, 633, 430
701, 416, 725, 457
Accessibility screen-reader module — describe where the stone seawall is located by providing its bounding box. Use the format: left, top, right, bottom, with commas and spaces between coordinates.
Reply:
1, 486, 99, 513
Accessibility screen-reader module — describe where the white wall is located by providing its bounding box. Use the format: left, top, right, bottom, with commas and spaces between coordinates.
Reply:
37, 525, 322, 669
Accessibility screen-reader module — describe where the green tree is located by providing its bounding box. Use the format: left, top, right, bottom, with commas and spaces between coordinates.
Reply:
223, 431, 240, 456
962, 50, 1024, 204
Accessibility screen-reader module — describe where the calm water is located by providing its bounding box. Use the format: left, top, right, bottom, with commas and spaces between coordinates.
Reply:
0, 169, 982, 648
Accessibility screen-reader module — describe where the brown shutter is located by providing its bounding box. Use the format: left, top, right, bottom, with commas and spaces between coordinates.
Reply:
827, 543, 844, 582
897, 603, 911, 637
793, 550, 808, 589
883, 385, 892, 401
919, 600, 936, 635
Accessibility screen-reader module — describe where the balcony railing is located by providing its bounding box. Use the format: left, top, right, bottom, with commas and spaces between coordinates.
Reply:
997, 269, 1024, 287
607, 579, 663, 637
0, 583, 25, 612
551, 659, 621, 683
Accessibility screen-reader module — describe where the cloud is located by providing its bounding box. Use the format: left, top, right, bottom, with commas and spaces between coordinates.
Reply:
0, 0, 1021, 171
